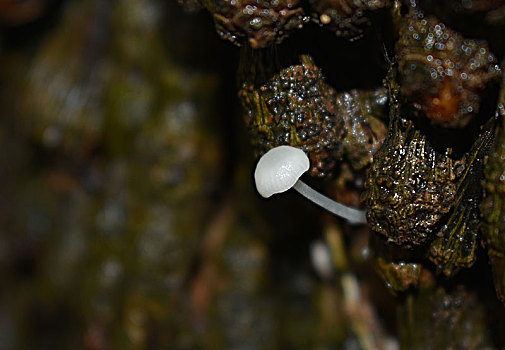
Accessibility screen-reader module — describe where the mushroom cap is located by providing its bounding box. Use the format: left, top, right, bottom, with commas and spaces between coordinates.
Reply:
254, 145, 310, 198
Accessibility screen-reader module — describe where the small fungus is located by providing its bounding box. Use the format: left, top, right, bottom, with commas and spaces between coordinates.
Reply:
254, 145, 367, 225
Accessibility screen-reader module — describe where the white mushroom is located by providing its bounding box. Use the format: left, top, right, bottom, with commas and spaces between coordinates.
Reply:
254, 145, 367, 225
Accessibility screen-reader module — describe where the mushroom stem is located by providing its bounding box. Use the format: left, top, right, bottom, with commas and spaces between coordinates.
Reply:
293, 180, 367, 225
